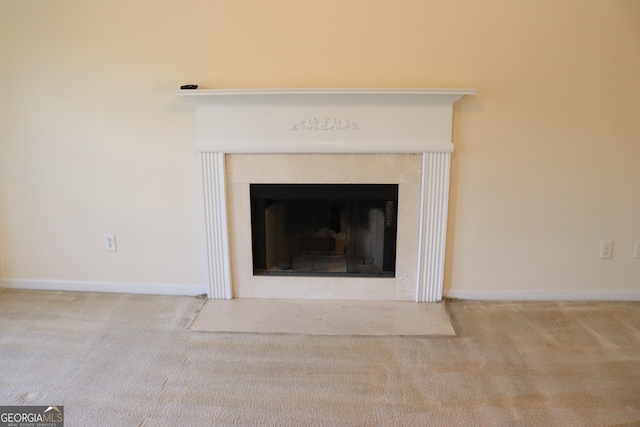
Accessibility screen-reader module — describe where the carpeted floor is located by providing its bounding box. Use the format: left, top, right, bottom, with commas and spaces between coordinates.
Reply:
0, 288, 639, 426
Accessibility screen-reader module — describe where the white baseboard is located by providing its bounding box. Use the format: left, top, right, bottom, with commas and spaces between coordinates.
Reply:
3, 279, 208, 297
4, 280, 638, 301
445, 289, 640, 302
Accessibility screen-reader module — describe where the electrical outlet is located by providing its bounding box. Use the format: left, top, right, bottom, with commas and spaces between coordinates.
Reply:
104, 234, 117, 252
599, 240, 613, 259
0, 256, 5, 271
635, 241, 640, 259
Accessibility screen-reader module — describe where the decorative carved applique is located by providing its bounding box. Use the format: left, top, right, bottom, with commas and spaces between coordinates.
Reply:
290, 116, 359, 131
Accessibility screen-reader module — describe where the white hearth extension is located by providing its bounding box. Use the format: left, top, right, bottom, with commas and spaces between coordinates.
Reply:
177, 89, 474, 302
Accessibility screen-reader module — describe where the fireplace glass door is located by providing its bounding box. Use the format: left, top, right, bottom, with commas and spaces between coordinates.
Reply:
250, 184, 398, 277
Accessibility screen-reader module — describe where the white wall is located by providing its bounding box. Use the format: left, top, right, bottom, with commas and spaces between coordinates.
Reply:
0, 0, 638, 298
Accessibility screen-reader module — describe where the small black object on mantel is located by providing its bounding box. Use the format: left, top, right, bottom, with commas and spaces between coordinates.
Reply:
180, 84, 198, 90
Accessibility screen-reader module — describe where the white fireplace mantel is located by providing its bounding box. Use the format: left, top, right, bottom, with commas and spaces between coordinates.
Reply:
176, 88, 474, 302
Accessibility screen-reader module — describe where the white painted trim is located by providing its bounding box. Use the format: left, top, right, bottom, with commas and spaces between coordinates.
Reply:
4, 279, 207, 296
201, 152, 233, 299
194, 139, 454, 154
174, 88, 475, 103
445, 290, 640, 302
178, 88, 473, 156
416, 152, 451, 302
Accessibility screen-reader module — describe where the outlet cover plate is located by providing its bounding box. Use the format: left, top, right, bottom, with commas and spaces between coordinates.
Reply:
599, 240, 613, 259
104, 234, 117, 252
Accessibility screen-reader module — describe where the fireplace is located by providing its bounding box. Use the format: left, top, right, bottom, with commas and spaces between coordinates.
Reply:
176, 88, 474, 302
250, 184, 399, 277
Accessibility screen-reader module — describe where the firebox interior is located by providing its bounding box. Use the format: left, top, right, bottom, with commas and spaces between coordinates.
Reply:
250, 184, 399, 277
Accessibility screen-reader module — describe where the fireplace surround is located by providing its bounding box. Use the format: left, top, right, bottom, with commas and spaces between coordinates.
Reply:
176, 88, 474, 302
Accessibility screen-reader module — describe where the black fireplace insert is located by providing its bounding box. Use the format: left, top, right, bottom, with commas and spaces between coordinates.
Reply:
250, 184, 398, 277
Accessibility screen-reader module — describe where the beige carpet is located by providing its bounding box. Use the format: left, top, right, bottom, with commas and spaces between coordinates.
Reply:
1, 289, 639, 426
190, 298, 456, 336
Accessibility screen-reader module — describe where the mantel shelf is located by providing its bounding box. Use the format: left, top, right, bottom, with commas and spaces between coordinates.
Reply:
174, 88, 475, 104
